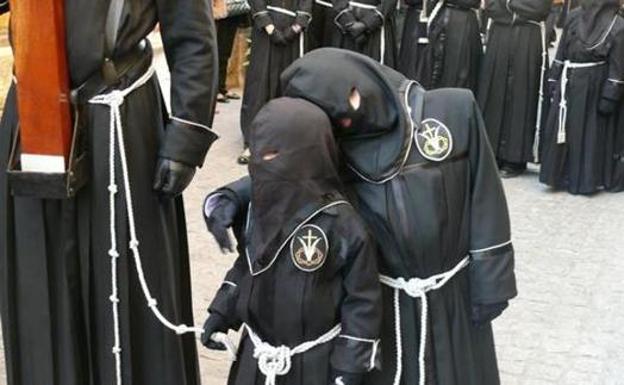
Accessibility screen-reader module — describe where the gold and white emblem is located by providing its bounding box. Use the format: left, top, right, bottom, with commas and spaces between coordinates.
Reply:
290, 224, 328, 272
415, 118, 453, 162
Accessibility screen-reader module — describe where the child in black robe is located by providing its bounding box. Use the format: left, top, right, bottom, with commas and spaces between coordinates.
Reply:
202, 98, 382, 385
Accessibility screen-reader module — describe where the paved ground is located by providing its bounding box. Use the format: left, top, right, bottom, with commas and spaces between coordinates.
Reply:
2, 49, 624, 385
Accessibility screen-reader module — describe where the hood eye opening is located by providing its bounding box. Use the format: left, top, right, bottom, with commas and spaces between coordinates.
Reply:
349, 87, 361, 111
262, 150, 280, 161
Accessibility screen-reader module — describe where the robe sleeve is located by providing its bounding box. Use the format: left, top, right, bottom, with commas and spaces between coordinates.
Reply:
331, 227, 382, 374
601, 28, 624, 107
507, 0, 551, 22
250, 0, 274, 29
360, 0, 399, 33
467, 96, 518, 305
207, 254, 248, 330
295, 0, 314, 28
156, 0, 219, 168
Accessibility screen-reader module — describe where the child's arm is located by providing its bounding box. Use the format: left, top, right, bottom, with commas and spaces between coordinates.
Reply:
330, 231, 382, 383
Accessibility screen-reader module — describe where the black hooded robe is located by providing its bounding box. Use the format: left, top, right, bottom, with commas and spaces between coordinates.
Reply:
477, 0, 551, 167
539, 3, 624, 194
0, 2, 218, 385
331, 0, 398, 66
209, 98, 382, 385
213, 49, 518, 385
239, 0, 313, 147
398, 0, 482, 93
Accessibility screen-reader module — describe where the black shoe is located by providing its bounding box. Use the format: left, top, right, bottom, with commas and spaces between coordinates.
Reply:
225, 91, 241, 100
499, 167, 524, 179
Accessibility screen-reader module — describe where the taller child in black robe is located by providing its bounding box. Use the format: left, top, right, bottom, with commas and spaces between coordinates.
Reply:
202, 98, 382, 385
540, 1, 624, 194
0, 2, 218, 385
398, 0, 483, 93
332, 0, 398, 66
239, 0, 313, 160
478, 0, 552, 177
205, 49, 517, 385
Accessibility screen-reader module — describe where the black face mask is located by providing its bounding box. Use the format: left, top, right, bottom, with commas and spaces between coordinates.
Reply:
247, 97, 343, 271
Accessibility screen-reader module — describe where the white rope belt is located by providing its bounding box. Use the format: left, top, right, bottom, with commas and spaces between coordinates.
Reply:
266, 6, 305, 58
349, 1, 385, 65
89, 66, 235, 385
417, 1, 444, 45
379, 256, 470, 385
245, 323, 342, 385
532, 20, 547, 163
557, 60, 606, 144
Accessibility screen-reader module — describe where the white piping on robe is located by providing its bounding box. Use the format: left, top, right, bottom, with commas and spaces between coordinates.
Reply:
350, 1, 386, 64
556, 61, 606, 144
245, 323, 342, 385
90, 65, 234, 385
379, 256, 470, 385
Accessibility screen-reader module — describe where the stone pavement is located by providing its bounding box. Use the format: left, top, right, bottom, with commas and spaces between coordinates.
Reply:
2, 52, 624, 385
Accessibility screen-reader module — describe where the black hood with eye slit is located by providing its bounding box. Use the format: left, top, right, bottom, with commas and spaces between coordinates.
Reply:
281, 48, 419, 183
247, 97, 345, 273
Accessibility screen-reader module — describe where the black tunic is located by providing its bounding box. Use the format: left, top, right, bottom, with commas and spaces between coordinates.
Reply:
540, 5, 624, 194
477, 0, 551, 165
210, 203, 382, 385
331, 0, 398, 66
0, 2, 218, 385
398, 0, 482, 93
220, 49, 518, 385
240, 0, 313, 146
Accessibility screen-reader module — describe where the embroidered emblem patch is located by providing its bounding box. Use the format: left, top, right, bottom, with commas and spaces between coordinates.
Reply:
290, 224, 328, 272
415, 118, 453, 162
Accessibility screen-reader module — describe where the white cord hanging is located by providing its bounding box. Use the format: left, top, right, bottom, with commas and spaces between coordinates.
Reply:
89, 66, 235, 384
379, 256, 470, 385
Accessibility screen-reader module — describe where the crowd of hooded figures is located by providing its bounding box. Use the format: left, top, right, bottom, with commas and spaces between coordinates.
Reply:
225, 0, 624, 195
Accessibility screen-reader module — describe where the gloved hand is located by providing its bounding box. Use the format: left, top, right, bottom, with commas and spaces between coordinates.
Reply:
201, 313, 229, 350
472, 301, 509, 327
330, 369, 364, 385
598, 98, 618, 115
153, 158, 196, 198
283, 24, 302, 43
203, 193, 237, 253
269, 29, 288, 46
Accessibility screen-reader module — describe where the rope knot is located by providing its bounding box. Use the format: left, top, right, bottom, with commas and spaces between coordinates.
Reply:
105, 90, 126, 107
401, 277, 436, 298
108, 184, 118, 194
254, 343, 293, 385
108, 249, 120, 258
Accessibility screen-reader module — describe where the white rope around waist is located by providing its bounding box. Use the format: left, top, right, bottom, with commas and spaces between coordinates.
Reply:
265, 6, 305, 58
556, 60, 606, 144
245, 323, 342, 385
348, 1, 385, 65
379, 256, 470, 385
89, 65, 235, 385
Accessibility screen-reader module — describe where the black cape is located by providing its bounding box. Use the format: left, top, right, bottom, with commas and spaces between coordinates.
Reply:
540, 3, 624, 194
398, 0, 482, 93
240, 0, 314, 146
217, 48, 518, 385
0, 2, 218, 385
209, 98, 382, 385
477, 0, 551, 165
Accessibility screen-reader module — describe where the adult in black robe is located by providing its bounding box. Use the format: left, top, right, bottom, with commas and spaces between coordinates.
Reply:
332, 0, 398, 66
0, 2, 218, 385
202, 98, 382, 385
478, 0, 551, 177
539, 1, 624, 195
398, 0, 483, 93
204, 49, 517, 385
239, 0, 313, 161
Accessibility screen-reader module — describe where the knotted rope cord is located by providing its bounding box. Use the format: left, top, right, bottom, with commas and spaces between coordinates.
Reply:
245, 323, 342, 385
90, 66, 235, 385
532, 20, 547, 163
556, 61, 606, 144
379, 256, 470, 385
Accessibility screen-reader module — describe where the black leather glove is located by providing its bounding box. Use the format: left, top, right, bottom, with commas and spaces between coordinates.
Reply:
598, 98, 618, 115
329, 369, 364, 385
203, 193, 238, 253
153, 158, 196, 198
283, 24, 302, 43
360, 12, 383, 33
201, 313, 229, 350
472, 301, 509, 327
269, 29, 288, 46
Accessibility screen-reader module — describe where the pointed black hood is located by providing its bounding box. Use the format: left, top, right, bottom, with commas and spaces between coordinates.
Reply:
281, 48, 419, 184
578, 0, 622, 47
